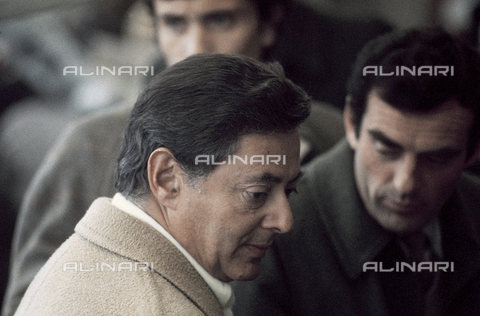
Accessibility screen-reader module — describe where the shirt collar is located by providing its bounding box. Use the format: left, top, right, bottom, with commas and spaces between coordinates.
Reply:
112, 193, 234, 316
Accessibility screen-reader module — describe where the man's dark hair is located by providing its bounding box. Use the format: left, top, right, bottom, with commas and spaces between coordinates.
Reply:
250, 0, 291, 23
346, 27, 480, 155
145, 0, 291, 22
115, 53, 310, 199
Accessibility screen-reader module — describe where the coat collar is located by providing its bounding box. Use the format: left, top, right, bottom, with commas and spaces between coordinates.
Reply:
75, 198, 224, 316
304, 140, 480, 281
437, 178, 480, 306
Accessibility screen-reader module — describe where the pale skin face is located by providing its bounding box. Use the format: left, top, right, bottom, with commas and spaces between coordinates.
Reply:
146, 132, 301, 281
153, 0, 277, 66
345, 90, 479, 235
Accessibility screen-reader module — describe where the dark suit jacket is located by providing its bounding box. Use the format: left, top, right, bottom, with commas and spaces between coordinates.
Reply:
233, 140, 480, 316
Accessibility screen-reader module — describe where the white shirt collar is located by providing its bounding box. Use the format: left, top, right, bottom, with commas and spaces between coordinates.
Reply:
112, 193, 234, 316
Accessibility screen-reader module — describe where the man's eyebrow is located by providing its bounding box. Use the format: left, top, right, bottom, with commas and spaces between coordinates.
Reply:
201, 9, 237, 20
368, 129, 402, 148
246, 171, 304, 185
156, 13, 184, 22
423, 147, 462, 158
156, 9, 237, 23
369, 129, 463, 156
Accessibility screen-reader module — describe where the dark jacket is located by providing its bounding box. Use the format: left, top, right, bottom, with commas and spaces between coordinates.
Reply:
233, 140, 480, 316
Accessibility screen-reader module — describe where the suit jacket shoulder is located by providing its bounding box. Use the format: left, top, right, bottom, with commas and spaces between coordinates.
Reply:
298, 101, 344, 163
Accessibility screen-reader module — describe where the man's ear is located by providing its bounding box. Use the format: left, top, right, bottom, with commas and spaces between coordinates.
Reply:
344, 96, 358, 151
260, 4, 285, 49
148, 148, 182, 210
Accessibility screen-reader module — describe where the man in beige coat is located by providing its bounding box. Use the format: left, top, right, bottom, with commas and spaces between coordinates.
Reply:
3, 1, 348, 313
14, 53, 310, 315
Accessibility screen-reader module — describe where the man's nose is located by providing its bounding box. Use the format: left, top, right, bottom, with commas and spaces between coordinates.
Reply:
394, 155, 418, 197
185, 25, 211, 56
261, 195, 294, 234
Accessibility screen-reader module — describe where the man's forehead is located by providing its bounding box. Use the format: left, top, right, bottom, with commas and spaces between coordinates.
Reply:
210, 132, 301, 185
154, 0, 255, 15
363, 91, 473, 151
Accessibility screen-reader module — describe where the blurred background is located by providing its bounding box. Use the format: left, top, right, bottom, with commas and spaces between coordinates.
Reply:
1, 0, 480, 311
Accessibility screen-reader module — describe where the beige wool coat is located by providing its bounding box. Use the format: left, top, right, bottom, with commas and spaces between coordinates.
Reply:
14, 198, 224, 316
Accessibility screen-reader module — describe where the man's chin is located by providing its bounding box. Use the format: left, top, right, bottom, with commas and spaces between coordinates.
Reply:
378, 213, 429, 234
229, 262, 262, 281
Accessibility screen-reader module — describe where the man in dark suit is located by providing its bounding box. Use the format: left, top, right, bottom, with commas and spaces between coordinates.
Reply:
233, 27, 480, 316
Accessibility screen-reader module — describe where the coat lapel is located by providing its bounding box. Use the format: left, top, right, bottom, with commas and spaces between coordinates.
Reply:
75, 198, 224, 316
306, 140, 392, 279
438, 184, 480, 310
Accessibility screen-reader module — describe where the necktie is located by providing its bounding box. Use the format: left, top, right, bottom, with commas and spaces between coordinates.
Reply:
376, 233, 440, 316
376, 239, 424, 316
399, 233, 436, 295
